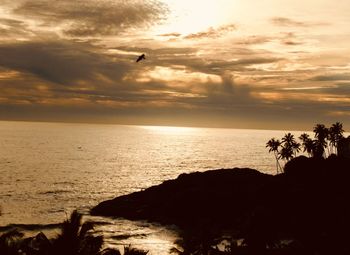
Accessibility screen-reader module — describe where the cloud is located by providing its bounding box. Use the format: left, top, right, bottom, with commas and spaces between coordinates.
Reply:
12, 0, 167, 36
199, 74, 256, 109
158, 32, 182, 37
283, 40, 303, 45
184, 24, 236, 40
271, 17, 306, 27
310, 73, 350, 81
0, 40, 200, 110
0, 17, 32, 38
0, 40, 131, 85
1, 46, 349, 129
271, 17, 328, 27
0, 2, 349, 129
0, 38, 266, 113
233, 32, 303, 47
235, 36, 271, 45
115, 45, 282, 78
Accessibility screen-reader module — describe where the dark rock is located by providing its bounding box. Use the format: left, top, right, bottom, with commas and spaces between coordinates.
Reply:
91, 168, 273, 228
91, 157, 350, 254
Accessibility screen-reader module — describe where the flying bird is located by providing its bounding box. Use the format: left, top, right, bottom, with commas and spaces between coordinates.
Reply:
136, 54, 146, 63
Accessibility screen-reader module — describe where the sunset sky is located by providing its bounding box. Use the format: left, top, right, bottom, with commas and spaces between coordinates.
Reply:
1, 0, 350, 130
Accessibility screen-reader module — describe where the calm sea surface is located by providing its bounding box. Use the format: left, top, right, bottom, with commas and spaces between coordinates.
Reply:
0, 121, 297, 254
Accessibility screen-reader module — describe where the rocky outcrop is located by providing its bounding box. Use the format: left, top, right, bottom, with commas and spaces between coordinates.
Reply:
91, 156, 350, 254
91, 168, 273, 228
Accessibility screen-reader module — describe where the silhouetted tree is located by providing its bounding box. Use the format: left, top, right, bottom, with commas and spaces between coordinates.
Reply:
52, 210, 103, 255
279, 145, 294, 162
299, 133, 315, 157
266, 138, 282, 173
0, 211, 148, 255
328, 122, 344, 155
0, 230, 23, 255
280, 133, 300, 161
313, 124, 329, 157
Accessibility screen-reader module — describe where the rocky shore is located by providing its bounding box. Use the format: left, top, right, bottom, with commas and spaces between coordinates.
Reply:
92, 155, 350, 254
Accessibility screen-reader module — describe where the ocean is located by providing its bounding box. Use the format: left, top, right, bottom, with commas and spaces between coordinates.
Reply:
0, 121, 294, 254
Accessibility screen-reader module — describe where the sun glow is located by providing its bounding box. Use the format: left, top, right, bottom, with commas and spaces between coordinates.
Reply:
155, 0, 234, 35
140, 125, 197, 135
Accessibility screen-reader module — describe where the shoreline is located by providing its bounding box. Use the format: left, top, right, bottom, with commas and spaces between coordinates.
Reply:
2, 155, 350, 254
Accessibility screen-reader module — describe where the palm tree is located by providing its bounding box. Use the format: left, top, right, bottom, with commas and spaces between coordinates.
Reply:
279, 144, 294, 162
329, 122, 344, 155
305, 139, 316, 157
291, 141, 301, 157
281, 133, 300, 158
0, 230, 23, 255
313, 124, 329, 158
282, 133, 294, 145
299, 133, 315, 157
266, 138, 282, 173
299, 133, 310, 143
52, 210, 103, 255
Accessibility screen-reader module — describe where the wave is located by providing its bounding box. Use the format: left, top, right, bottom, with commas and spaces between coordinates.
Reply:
38, 190, 71, 195
0, 223, 62, 232
111, 233, 148, 240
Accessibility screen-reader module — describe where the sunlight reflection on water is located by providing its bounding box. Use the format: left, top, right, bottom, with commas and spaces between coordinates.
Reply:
0, 121, 302, 254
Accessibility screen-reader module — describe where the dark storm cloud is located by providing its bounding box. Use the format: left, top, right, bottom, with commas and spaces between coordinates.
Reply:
184, 24, 236, 40
13, 0, 167, 36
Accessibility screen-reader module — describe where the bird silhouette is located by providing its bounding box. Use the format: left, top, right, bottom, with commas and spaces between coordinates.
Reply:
136, 54, 146, 63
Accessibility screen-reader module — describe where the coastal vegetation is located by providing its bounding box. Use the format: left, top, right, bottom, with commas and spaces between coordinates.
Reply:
266, 122, 348, 173
0, 211, 148, 255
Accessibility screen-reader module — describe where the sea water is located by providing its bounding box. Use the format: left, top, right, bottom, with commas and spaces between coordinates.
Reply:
0, 121, 293, 254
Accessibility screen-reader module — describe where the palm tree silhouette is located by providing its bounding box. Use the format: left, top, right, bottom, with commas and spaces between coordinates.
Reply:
281, 133, 300, 158
299, 133, 315, 157
282, 133, 295, 146
313, 124, 329, 158
279, 144, 294, 162
0, 230, 23, 255
52, 210, 103, 255
266, 138, 282, 173
299, 133, 309, 144
329, 122, 344, 155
